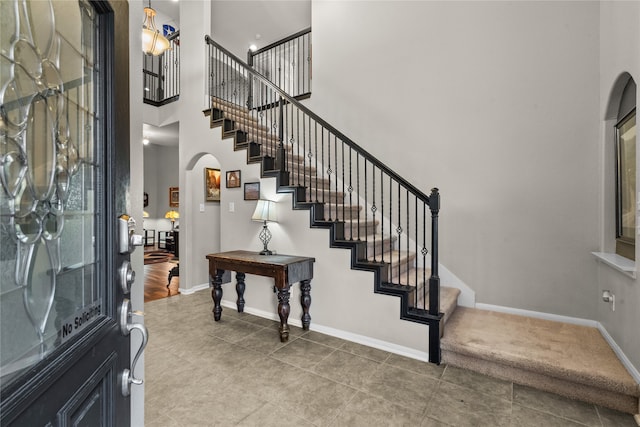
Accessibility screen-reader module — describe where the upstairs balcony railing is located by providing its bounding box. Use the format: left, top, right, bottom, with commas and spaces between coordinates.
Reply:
247, 28, 311, 108
143, 31, 180, 106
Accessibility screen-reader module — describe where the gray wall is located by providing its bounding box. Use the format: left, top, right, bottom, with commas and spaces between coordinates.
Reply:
143, 144, 179, 231
597, 1, 640, 374
162, 0, 640, 373
308, 1, 601, 317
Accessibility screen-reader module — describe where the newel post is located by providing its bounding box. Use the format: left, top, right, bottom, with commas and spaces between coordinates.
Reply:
428, 187, 441, 364
428, 187, 440, 315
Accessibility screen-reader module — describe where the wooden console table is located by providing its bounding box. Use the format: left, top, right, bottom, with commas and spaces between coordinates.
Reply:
205, 250, 315, 342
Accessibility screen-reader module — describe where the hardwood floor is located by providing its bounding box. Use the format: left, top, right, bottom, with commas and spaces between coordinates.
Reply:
144, 260, 180, 302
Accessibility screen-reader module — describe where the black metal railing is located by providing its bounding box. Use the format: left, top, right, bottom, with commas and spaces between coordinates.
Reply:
143, 31, 180, 106
206, 35, 442, 363
247, 28, 311, 107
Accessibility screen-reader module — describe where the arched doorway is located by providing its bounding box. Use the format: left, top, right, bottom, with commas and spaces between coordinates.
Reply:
179, 153, 223, 294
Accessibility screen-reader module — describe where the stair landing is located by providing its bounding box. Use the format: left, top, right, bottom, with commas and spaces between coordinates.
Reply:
441, 307, 640, 415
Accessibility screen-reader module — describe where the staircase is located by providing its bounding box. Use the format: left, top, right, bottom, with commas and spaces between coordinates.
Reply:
203, 95, 461, 363
203, 36, 640, 417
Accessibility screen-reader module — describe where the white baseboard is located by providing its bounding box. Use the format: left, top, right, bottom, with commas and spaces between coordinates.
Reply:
179, 283, 209, 295
597, 323, 640, 385
475, 303, 640, 385
475, 303, 599, 327
219, 300, 432, 363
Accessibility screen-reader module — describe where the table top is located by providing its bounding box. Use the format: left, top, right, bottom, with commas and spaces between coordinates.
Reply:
206, 250, 315, 266
206, 250, 315, 286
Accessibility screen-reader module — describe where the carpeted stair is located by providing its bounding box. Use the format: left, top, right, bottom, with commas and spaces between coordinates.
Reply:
441, 307, 640, 415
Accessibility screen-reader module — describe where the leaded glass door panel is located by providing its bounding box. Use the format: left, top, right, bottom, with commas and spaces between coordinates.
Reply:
0, 1, 137, 425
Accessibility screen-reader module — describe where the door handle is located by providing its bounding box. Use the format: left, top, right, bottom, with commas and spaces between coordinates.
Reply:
119, 299, 148, 397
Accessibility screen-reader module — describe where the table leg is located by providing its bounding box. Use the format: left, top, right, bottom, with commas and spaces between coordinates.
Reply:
212, 269, 224, 321
300, 279, 312, 330
276, 286, 291, 342
235, 272, 246, 312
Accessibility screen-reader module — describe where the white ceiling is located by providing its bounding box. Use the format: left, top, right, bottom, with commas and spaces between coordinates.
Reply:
143, 122, 179, 147
149, 0, 179, 22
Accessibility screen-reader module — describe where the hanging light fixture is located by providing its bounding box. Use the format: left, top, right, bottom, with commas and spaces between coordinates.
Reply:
142, 1, 171, 56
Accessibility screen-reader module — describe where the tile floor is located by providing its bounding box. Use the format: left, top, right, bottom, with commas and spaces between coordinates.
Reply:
144, 290, 637, 427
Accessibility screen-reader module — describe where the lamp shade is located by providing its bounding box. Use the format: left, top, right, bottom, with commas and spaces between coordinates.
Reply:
251, 200, 277, 223
164, 210, 179, 220
142, 6, 171, 56
143, 211, 149, 218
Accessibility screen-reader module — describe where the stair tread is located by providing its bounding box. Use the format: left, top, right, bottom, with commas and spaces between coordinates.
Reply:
441, 307, 639, 396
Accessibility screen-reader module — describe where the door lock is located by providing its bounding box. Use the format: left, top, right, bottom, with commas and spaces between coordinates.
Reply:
118, 214, 143, 254
118, 260, 135, 294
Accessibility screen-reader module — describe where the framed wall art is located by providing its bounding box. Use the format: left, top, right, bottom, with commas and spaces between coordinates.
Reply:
205, 167, 221, 202
169, 187, 179, 207
226, 170, 241, 188
244, 182, 260, 200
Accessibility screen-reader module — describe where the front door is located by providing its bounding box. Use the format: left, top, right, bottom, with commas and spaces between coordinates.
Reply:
0, 1, 141, 425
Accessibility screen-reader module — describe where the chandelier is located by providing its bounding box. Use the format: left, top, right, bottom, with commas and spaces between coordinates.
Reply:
142, 1, 171, 56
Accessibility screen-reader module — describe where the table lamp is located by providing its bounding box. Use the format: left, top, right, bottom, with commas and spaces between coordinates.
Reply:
164, 210, 179, 230
251, 200, 277, 255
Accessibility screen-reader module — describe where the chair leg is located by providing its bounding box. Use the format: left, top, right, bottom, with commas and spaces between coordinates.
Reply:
167, 265, 180, 288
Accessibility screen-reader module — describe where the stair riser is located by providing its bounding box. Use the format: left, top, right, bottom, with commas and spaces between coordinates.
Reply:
290, 178, 332, 190
388, 257, 416, 278
220, 112, 266, 132
365, 238, 395, 257
211, 101, 249, 118
442, 351, 638, 414
305, 191, 345, 203
320, 207, 362, 221
242, 131, 280, 145
343, 222, 379, 238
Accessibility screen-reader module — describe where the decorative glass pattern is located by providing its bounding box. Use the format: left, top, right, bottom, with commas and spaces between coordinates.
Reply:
0, 0, 101, 387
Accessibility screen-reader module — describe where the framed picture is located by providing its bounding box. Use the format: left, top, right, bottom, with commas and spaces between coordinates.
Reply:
244, 182, 260, 200
226, 170, 241, 188
169, 187, 179, 207
205, 167, 221, 202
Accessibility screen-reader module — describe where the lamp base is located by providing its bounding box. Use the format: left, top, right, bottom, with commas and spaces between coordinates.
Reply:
258, 222, 273, 256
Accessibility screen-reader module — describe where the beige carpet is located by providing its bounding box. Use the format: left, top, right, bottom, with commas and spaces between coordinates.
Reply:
441, 307, 640, 414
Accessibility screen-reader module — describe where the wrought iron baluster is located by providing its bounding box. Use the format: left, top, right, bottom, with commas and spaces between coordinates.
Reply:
397, 181, 401, 284
356, 153, 360, 240
327, 129, 332, 219
371, 165, 377, 261
406, 188, 410, 288
333, 135, 338, 222
364, 158, 368, 256
341, 139, 345, 223
314, 122, 318, 202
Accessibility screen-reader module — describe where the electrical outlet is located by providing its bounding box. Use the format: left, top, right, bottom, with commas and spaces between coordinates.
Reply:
199, 203, 205, 212
229, 202, 235, 213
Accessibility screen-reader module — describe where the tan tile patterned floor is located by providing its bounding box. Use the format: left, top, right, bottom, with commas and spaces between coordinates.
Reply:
144, 290, 637, 427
